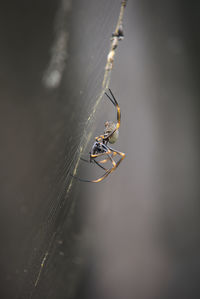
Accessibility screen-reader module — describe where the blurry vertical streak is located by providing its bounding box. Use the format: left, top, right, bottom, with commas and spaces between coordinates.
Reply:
43, 0, 72, 89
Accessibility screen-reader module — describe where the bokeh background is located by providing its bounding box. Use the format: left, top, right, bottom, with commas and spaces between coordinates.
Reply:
0, 1, 199, 298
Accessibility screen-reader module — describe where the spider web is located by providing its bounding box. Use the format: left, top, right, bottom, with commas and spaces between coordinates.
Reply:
1, 1, 200, 299
0, 1, 127, 299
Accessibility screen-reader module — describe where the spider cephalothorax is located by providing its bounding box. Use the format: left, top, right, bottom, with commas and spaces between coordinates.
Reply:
91, 142, 107, 155
75, 89, 125, 183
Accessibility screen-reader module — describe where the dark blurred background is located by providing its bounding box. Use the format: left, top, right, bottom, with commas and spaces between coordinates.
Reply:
0, 1, 199, 298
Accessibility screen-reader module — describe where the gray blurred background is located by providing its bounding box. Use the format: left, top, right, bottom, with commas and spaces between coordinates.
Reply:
0, 1, 199, 298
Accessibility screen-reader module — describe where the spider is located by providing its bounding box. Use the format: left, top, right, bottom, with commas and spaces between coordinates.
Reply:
75, 89, 125, 183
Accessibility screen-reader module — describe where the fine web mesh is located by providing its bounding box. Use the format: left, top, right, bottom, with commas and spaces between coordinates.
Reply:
17, 1, 128, 298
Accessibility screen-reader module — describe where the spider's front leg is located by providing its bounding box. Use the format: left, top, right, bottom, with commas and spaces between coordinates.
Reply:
95, 135, 104, 142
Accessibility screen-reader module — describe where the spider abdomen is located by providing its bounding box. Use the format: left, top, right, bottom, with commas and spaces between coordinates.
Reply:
108, 129, 119, 144
104, 121, 119, 144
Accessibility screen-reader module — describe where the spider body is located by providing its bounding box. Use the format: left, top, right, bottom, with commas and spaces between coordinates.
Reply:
104, 121, 119, 144
91, 142, 107, 156
75, 89, 125, 183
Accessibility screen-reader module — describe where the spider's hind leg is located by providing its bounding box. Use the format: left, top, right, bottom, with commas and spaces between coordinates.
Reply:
107, 146, 126, 171
80, 157, 108, 171
98, 151, 117, 164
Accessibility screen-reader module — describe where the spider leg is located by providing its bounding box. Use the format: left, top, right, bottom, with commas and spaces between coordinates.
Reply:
88, 150, 123, 183
90, 150, 113, 171
90, 151, 111, 159
104, 92, 116, 106
88, 146, 125, 183
107, 146, 126, 171
105, 89, 121, 128
107, 145, 125, 155
93, 159, 108, 171
72, 149, 117, 183
95, 135, 104, 142
73, 168, 112, 183
88, 153, 117, 183
108, 88, 118, 105
95, 90, 120, 145
97, 152, 116, 166
98, 151, 117, 164
72, 151, 110, 183
72, 157, 120, 183
79, 149, 123, 183
80, 156, 108, 171
102, 89, 121, 143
